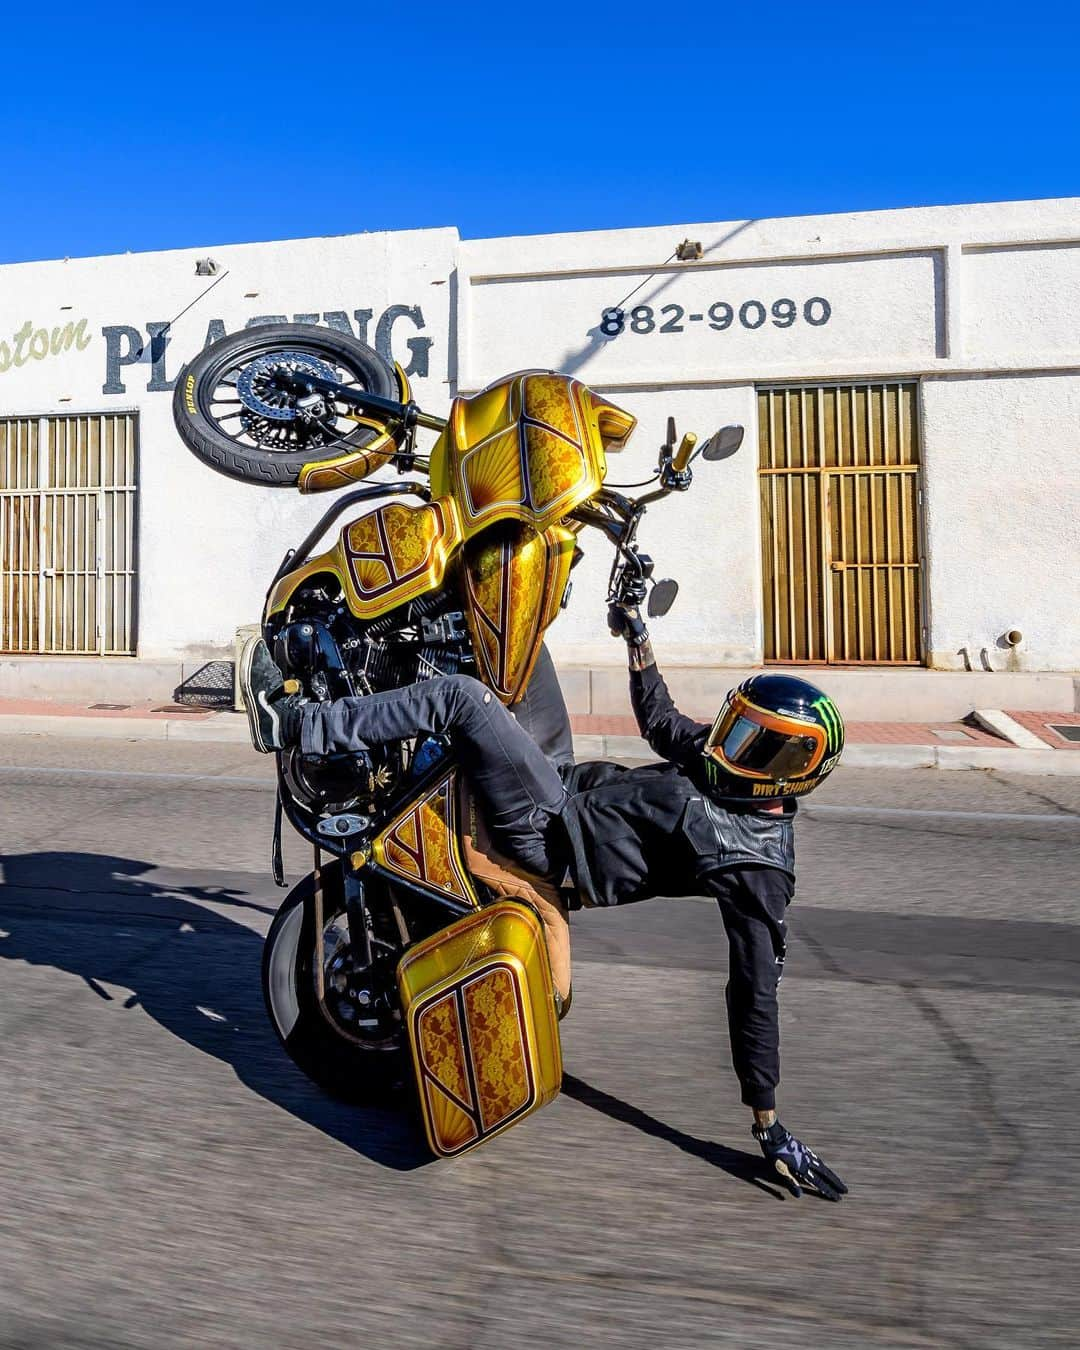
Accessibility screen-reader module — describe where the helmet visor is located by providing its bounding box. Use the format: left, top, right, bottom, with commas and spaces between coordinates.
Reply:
705, 702, 826, 780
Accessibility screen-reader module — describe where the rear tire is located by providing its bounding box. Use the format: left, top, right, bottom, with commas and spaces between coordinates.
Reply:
172, 324, 398, 487
262, 862, 409, 1105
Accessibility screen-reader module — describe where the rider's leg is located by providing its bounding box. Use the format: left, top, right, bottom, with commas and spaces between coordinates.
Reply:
300, 675, 568, 878
510, 642, 575, 775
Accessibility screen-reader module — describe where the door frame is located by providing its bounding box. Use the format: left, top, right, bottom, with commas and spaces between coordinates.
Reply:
756, 379, 928, 667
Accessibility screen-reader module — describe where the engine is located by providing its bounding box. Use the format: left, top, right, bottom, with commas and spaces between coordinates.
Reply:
267, 582, 476, 816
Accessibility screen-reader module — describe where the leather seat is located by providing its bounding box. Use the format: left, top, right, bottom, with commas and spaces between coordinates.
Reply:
457, 782, 573, 1015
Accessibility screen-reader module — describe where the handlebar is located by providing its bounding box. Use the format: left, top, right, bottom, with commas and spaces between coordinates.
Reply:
576, 425, 706, 603
671, 432, 697, 473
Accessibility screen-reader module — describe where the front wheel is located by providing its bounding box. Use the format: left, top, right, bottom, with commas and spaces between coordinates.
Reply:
262, 862, 409, 1104
172, 324, 399, 487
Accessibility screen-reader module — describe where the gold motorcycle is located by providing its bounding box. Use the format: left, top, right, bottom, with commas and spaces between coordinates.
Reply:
173, 324, 741, 1158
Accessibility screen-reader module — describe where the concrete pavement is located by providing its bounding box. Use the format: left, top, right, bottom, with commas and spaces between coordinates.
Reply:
1, 737, 1079, 1347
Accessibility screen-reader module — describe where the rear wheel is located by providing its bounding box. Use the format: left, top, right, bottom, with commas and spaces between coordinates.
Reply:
172, 324, 398, 487
262, 862, 409, 1104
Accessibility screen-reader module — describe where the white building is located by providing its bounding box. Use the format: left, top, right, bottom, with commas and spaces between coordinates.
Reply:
1, 199, 1078, 718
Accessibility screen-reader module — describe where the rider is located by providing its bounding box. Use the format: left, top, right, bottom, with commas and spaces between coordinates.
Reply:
240, 605, 848, 1202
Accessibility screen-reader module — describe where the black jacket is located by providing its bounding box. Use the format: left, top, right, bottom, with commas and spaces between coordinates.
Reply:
559, 663, 795, 909
557, 662, 795, 1111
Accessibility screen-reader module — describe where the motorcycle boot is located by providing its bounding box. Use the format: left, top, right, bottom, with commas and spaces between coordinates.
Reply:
238, 635, 305, 753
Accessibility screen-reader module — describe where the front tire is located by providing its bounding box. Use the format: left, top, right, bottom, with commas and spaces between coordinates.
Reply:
262, 863, 408, 1105
172, 324, 399, 487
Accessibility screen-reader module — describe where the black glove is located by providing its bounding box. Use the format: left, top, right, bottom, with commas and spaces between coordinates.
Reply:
753, 1120, 848, 1201
607, 602, 649, 646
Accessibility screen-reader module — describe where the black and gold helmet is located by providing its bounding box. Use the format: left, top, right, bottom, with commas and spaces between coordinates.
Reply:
703, 673, 844, 801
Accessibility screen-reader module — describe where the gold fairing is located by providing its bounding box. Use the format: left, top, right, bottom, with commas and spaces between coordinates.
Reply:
429, 372, 636, 538
463, 522, 576, 703
371, 771, 478, 906
396, 899, 563, 1158
295, 363, 414, 495
296, 422, 398, 494
265, 497, 464, 621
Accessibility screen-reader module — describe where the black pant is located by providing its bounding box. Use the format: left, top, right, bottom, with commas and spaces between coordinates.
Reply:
299, 674, 568, 878
508, 643, 575, 773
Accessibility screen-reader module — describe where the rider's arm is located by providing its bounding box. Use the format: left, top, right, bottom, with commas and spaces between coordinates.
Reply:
708, 870, 788, 1113
620, 614, 709, 767
716, 865, 848, 1199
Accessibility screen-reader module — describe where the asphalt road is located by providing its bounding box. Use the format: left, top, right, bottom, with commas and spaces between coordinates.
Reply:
1, 736, 1078, 1349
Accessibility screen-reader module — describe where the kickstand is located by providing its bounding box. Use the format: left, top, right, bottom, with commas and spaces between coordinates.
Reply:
271, 791, 286, 887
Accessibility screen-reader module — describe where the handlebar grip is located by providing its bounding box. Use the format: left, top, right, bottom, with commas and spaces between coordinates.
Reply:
672, 432, 697, 472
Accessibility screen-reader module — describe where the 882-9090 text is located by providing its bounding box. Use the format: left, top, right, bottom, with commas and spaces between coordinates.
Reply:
599, 298, 832, 337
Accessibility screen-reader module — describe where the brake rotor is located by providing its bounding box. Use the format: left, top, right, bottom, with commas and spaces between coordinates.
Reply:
235, 350, 342, 447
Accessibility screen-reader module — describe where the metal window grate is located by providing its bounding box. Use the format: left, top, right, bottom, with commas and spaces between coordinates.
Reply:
757, 382, 924, 666
0, 413, 138, 655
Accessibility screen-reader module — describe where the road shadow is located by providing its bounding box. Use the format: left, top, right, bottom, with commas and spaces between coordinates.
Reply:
0, 850, 431, 1172
561, 1073, 785, 1200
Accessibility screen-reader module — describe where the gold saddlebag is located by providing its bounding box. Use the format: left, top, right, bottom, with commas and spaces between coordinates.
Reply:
396, 900, 563, 1159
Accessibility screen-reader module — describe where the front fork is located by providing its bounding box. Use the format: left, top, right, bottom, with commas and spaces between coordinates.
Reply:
311, 847, 372, 1009
343, 867, 374, 969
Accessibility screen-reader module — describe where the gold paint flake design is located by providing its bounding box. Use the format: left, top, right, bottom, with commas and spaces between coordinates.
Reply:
464, 524, 570, 702
340, 499, 462, 608
373, 775, 475, 903
521, 374, 579, 441
417, 991, 471, 1108
449, 372, 603, 531
524, 424, 588, 513
299, 444, 395, 494
463, 967, 532, 1133
424, 1083, 479, 1154
412, 968, 534, 1154
458, 430, 525, 518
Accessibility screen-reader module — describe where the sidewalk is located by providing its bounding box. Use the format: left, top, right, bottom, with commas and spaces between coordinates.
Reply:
570, 709, 1080, 773
1, 698, 1079, 773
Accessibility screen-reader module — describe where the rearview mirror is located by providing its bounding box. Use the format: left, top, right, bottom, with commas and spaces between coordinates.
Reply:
700, 425, 744, 461
648, 578, 679, 617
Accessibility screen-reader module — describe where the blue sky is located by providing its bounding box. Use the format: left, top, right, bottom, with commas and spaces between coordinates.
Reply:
1, 1, 1077, 263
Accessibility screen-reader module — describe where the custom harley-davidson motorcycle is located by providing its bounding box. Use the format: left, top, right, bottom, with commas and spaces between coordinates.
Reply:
173, 324, 740, 1157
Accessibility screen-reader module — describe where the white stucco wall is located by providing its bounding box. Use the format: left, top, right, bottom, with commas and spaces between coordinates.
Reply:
0, 230, 456, 658
921, 373, 1080, 672
1, 198, 1079, 672
539, 384, 762, 668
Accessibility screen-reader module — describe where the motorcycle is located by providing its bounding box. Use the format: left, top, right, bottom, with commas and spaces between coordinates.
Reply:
172, 324, 741, 1157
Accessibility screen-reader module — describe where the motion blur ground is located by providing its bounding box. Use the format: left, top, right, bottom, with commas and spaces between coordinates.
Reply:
1, 736, 1078, 1348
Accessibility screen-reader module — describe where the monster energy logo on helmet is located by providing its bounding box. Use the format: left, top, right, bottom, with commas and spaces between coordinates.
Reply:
812, 695, 844, 752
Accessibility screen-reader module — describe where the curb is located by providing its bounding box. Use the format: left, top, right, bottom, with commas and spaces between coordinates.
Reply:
1, 714, 1079, 774
0, 713, 251, 743
829, 744, 1080, 775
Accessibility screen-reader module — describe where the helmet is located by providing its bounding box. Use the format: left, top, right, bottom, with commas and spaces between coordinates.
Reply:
703, 673, 844, 800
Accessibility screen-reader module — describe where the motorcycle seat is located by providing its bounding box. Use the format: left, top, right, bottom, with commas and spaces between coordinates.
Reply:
457, 781, 573, 1015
